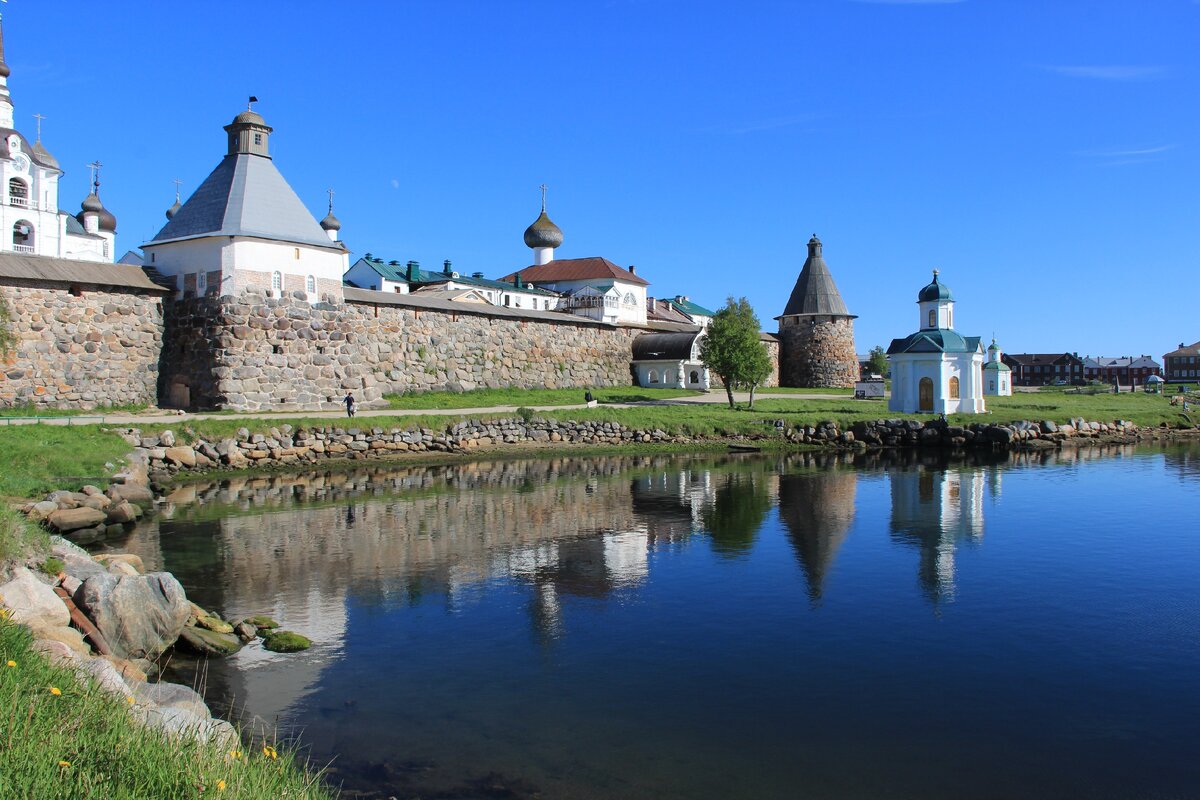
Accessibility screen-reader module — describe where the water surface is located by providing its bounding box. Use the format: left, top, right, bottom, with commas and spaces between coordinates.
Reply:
100, 445, 1200, 799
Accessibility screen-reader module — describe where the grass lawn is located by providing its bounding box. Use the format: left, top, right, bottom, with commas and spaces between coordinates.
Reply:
0, 424, 132, 499
0, 403, 149, 419
755, 387, 854, 396
384, 386, 702, 409
0, 617, 333, 800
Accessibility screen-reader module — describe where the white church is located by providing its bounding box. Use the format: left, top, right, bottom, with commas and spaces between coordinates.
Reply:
887, 270, 986, 415
0, 17, 116, 263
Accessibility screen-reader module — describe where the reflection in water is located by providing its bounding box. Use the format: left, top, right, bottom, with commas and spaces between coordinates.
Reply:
91, 443, 1200, 800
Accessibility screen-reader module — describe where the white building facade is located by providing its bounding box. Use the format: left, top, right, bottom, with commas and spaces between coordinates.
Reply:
142, 105, 348, 304
887, 271, 986, 415
983, 339, 1012, 397
632, 332, 710, 389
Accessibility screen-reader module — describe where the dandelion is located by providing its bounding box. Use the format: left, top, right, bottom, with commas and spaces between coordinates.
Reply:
126, 696, 135, 704
261, 745, 278, 760
216, 779, 226, 792
0, 609, 9, 620
228, 749, 243, 760
49, 687, 62, 696
6, 660, 15, 668
58, 760, 70, 768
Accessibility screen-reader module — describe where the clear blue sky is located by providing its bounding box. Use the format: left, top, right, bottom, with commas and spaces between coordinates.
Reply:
8, 1, 1198, 358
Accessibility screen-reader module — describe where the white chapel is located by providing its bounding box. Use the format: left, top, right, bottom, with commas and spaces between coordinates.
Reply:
0, 17, 115, 263
887, 270, 986, 415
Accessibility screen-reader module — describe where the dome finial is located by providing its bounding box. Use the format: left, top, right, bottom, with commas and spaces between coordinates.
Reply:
933, 268, 940, 278
540, 183, 547, 213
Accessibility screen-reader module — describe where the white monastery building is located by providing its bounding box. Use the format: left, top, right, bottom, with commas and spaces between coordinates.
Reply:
887, 270, 986, 415
0, 19, 115, 263
142, 102, 348, 304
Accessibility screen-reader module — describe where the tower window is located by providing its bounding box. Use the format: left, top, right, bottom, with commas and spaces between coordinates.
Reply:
928, 310, 936, 328
254, 133, 263, 145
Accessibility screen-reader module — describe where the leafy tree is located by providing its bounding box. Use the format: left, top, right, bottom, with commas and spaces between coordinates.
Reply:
0, 294, 17, 358
700, 297, 774, 409
867, 345, 889, 378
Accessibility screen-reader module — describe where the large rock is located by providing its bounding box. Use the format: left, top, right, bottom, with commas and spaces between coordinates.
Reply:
47, 506, 107, 533
105, 501, 142, 525
176, 626, 243, 657
31, 624, 90, 656
0, 568, 70, 629
107, 483, 154, 507
132, 706, 237, 749
129, 681, 211, 720
75, 572, 190, 660
164, 447, 197, 468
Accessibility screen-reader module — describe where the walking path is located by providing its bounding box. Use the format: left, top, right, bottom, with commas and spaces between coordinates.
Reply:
0, 390, 851, 427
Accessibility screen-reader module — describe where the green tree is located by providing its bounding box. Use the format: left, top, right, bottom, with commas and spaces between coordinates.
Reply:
0, 294, 17, 358
867, 345, 889, 378
700, 297, 774, 409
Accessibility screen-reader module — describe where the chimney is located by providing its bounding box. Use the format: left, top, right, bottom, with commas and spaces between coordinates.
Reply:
406, 260, 420, 282
443, 259, 453, 275
628, 265, 636, 275
648, 297, 656, 312
473, 271, 485, 279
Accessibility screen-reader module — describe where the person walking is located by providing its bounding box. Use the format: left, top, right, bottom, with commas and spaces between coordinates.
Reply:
343, 391, 356, 418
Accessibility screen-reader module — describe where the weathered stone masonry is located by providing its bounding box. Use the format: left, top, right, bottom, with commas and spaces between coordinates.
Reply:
779, 316, 858, 389
0, 280, 164, 409
161, 292, 644, 411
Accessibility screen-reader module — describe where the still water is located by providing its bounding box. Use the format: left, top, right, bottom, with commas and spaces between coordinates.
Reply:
99, 445, 1200, 799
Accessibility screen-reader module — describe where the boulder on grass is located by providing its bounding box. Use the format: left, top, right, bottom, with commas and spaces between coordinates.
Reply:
75, 572, 190, 661
0, 567, 70, 629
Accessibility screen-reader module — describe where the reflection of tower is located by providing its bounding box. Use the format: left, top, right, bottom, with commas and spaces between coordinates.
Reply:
777, 470, 858, 600
889, 467, 986, 603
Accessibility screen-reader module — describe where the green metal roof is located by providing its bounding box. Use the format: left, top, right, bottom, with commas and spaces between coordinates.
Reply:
887, 329, 981, 355
918, 272, 954, 302
667, 297, 716, 318
353, 257, 559, 296
982, 361, 1011, 371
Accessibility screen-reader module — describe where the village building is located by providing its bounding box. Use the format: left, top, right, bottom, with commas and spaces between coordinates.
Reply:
886, 270, 986, 414
1083, 355, 1162, 387
0, 21, 115, 263
141, 102, 349, 304
982, 339, 1012, 397
344, 256, 559, 310
632, 331, 710, 390
1001, 352, 1084, 386
775, 235, 857, 388
654, 296, 715, 328
645, 297, 695, 325
1163, 341, 1200, 383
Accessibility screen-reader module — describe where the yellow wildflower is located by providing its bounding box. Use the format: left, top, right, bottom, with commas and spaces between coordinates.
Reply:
58, 760, 70, 768
261, 745, 278, 760
49, 687, 62, 696
6, 660, 15, 668
126, 696, 135, 704
0, 609, 9, 620
216, 779, 226, 791
229, 749, 243, 760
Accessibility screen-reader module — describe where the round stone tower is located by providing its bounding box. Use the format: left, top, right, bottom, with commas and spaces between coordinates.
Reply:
776, 235, 858, 388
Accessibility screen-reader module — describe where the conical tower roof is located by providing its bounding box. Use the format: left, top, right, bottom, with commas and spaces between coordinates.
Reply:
779, 235, 854, 318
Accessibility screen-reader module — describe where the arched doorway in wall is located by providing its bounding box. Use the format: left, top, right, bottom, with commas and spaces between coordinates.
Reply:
12, 220, 34, 253
690, 370, 700, 384
919, 377, 934, 412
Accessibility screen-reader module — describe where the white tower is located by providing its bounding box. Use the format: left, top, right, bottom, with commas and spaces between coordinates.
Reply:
983, 338, 1012, 397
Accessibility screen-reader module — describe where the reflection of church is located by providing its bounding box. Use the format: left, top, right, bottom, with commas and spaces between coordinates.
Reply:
889, 466, 994, 603
777, 469, 858, 600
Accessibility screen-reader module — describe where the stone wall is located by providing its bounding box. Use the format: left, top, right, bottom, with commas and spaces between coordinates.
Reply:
778, 316, 857, 388
762, 337, 780, 388
0, 279, 164, 409
161, 292, 643, 411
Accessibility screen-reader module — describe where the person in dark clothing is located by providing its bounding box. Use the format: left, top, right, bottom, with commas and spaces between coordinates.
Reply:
343, 392, 356, 418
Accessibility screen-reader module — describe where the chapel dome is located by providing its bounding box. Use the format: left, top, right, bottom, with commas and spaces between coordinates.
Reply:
320, 212, 341, 232
918, 270, 953, 302
79, 193, 104, 214
523, 211, 563, 249
32, 141, 59, 170
165, 200, 182, 220
97, 205, 117, 232
232, 109, 267, 127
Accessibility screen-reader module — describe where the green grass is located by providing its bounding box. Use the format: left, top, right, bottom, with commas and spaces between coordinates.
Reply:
0, 424, 131, 499
754, 386, 854, 395
384, 386, 702, 409
0, 403, 149, 419
0, 505, 50, 563
0, 618, 334, 800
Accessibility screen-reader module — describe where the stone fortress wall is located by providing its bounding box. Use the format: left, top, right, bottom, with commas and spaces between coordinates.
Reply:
161, 292, 646, 411
0, 280, 164, 409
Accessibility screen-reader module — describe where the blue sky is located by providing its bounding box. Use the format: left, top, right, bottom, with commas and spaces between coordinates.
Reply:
7, 0, 1198, 358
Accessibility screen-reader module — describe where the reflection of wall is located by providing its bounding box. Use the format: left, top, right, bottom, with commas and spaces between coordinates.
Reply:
777, 469, 858, 600
888, 467, 989, 602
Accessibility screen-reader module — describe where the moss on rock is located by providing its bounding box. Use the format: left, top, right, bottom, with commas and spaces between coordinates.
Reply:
244, 614, 280, 630
262, 630, 311, 653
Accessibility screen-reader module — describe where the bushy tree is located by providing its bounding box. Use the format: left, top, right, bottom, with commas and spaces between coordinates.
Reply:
699, 297, 774, 409
867, 345, 889, 378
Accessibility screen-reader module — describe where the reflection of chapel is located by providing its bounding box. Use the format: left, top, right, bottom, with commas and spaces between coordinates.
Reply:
887, 270, 985, 414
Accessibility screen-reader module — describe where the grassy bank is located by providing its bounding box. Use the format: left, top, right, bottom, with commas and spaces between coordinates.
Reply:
0, 403, 148, 419
384, 386, 701, 409
0, 424, 131, 499
0, 618, 334, 800
0, 505, 49, 563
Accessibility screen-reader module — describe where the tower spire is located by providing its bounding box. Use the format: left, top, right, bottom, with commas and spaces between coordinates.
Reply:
33, 112, 45, 143
540, 183, 547, 213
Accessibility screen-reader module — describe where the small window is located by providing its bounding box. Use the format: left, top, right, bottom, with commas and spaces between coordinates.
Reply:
690, 370, 700, 384
271, 271, 282, 295
949, 376, 960, 399
306, 274, 316, 294
989, 380, 995, 391
928, 309, 936, 328
254, 133, 263, 145
294, 248, 301, 260
150, 253, 155, 263
197, 271, 207, 294
649, 370, 660, 384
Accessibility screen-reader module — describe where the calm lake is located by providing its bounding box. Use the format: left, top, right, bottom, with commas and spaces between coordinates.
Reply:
98, 444, 1200, 799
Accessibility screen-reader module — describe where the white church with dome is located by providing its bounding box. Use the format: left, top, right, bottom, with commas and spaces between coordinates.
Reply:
0, 17, 116, 263
887, 270, 986, 415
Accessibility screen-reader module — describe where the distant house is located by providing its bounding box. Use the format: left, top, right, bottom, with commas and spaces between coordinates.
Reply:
646, 297, 695, 326
1084, 355, 1162, 386
1163, 341, 1200, 383
344, 256, 560, 310
1001, 352, 1084, 386
657, 296, 715, 328
499, 257, 648, 324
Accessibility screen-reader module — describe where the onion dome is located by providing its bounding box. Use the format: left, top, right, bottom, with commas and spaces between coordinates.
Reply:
79, 193, 103, 214
165, 200, 182, 220
320, 211, 341, 232
918, 269, 953, 302
523, 210, 563, 249
32, 142, 60, 171
97, 203, 117, 232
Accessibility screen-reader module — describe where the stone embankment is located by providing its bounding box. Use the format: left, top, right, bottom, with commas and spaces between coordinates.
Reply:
784, 416, 1145, 448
